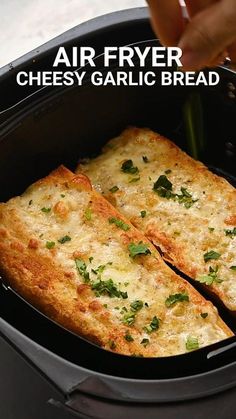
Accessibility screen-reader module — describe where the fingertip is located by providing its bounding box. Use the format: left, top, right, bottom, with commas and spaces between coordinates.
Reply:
147, 0, 185, 46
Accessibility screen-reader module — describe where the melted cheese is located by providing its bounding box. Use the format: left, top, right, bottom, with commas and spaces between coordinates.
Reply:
0, 166, 232, 357
79, 127, 236, 312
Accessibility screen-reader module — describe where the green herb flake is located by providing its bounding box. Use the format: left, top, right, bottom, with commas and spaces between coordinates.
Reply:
197, 265, 222, 286
58, 235, 71, 244
140, 210, 147, 218
41, 207, 51, 213
120, 306, 128, 314
103, 304, 108, 308
28, 200, 33, 206
186, 336, 199, 351
108, 217, 130, 231
128, 242, 151, 258
109, 185, 119, 193
75, 258, 90, 283
200, 312, 208, 319
89, 256, 94, 263
121, 159, 139, 174
124, 331, 134, 342
92, 262, 112, 277
108, 340, 116, 350
165, 169, 172, 174
141, 338, 150, 347
204, 250, 221, 262
129, 176, 140, 183
142, 156, 149, 163
85, 208, 92, 221
143, 316, 160, 334
46, 241, 55, 249
177, 187, 198, 209
153, 175, 173, 197
122, 312, 136, 326
153, 176, 197, 208
208, 227, 215, 232
60, 194, 65, 198
230, 266, 236, 271
225, 227, 236, 238
130, 300, 143, 312
165, 293, 189, 308
91, 278, 128, 299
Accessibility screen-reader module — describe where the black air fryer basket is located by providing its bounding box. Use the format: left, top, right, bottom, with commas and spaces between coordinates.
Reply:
0, 8, 236, 419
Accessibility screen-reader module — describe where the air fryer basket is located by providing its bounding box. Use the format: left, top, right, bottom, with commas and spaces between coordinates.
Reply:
0, 7, 236, 419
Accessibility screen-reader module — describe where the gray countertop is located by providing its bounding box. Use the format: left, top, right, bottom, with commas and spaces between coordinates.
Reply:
0, 0, 145, 67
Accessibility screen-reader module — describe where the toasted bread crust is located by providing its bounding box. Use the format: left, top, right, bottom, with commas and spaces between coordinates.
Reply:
78, 127, 236, 312
0, 165, 232, 356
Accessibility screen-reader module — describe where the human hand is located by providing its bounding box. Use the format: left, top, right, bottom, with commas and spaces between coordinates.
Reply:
147, 0, 236, 70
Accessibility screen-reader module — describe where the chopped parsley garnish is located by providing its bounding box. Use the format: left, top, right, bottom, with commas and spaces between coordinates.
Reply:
120, 306, 128, 314
186, 336, 199, 351
200, 312, 208, 319
109, 185, 119, 193
153, 175, 173, 197
122, 301, 144, 327
143, 316, 160, 334
165, 169, 172, 174
92, 262, 112, 277
141, 338, 150, 347
28, 200, 33, 206
225, 227, 236, 238
128, 242, 151, 258
121, 159, 139, 174
142, 156, 149, 163
89, 256, 93, 263
58, 235, 71, 244
177, 187, 198, 209
108, 217, 130, 231
197, 266, 222, 285
108, 340, 116, 350
75, 258, 90, 283
46, 241, 55, 249
140, 210, 147, 218
208, 227, 215, 232
230, 266, 236, 271
122, 312, 136, 326
130, 300, 143, 312
165, 292, 189, 307
129, 176, 140, 183
153, 175, 197, 208
91, 278, 128, 299
60, 194, 65, 198
103, 304, 108, 308
124, 331, 134, 342
41, 207, 51, 213
204, 250, 221, 262
85, 208, 92, 220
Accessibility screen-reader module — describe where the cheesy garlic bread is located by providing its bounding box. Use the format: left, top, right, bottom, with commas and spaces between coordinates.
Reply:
78, 127, 236, 312
0, 166, 232, 356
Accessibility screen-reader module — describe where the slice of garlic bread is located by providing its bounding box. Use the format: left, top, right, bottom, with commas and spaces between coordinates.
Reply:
0, 166, 232, 356
78, 127, 236, 312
